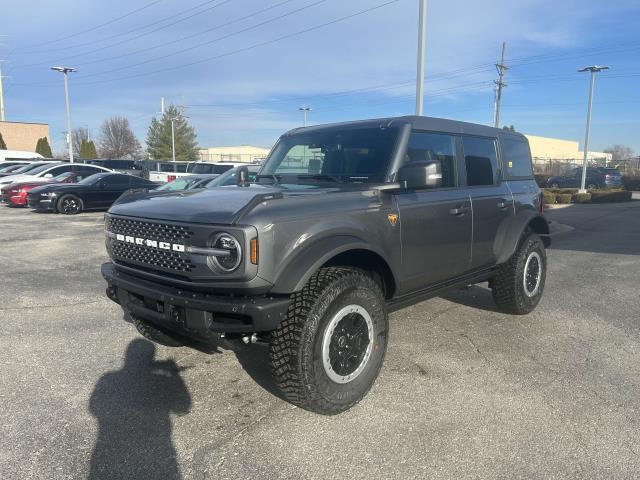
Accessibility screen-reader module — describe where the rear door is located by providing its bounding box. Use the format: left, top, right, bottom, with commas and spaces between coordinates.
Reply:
395, 131, 472, 292
461, 135, 514, 269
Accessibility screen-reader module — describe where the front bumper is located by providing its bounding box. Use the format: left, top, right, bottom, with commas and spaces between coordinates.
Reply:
102, 262, 291, 342
27, 194, 56, 211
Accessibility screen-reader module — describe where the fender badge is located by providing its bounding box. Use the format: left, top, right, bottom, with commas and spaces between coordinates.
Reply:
387, 213, 398, 226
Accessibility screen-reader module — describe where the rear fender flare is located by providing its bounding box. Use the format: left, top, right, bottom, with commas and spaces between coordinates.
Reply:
495, 210, 550, 264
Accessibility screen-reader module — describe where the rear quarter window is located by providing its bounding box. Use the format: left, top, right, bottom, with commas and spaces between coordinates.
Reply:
501, 137, 533, 178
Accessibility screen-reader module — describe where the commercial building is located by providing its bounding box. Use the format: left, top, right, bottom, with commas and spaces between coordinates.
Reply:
524, 134, 612, 170
0, 121, 51, 152
198, 145, 270, 163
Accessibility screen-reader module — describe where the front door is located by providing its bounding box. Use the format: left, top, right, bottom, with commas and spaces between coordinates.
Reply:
395, 131, 472, 294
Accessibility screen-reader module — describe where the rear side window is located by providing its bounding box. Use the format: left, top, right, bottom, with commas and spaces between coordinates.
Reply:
406, 132, 457, 187
462, 136, 498, 186
103, 175, 131, 187
502, 137, 533, 178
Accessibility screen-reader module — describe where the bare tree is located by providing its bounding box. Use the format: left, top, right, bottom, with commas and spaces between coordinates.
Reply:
604, 144, 634, 165
98, 117, 141, 159
72, 127, 90, 156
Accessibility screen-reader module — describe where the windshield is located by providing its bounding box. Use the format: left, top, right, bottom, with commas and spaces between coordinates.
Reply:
26, 163, 59, 176
78, 173, 106, 186
52, 172, 74, 182
10, 163, 47, 174
260, 127, 399, 184
0, 164, 25, 173
206, 167, 259, 188
188, 163, 235, 175
157, 177, 197, 191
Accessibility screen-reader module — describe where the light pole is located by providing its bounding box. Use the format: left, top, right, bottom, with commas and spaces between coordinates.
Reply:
299, 107, 311, 127
51, 66, 77, 163
171, 119, 176, 162
577, 65, 609, 193
415, 0, 427, 115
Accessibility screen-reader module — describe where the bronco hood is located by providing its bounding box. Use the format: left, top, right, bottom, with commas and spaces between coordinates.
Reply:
108, 185, 296, 224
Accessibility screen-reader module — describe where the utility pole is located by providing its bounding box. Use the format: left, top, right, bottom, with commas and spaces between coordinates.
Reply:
415, 0, 427, 115
299, 106, 311, 127
161, 97, 165, 114
578, 65, 609, 193
493, 42, 508, 128
171, 119, 176, 162
51, 66, 77, 163
0, 62, 6, 121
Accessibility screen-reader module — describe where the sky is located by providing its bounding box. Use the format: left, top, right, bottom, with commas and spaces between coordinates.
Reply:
1, 0, 639, 155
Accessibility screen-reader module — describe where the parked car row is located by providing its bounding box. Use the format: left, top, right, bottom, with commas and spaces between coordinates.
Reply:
0, 162, 260, 214
546, 167, 623, 189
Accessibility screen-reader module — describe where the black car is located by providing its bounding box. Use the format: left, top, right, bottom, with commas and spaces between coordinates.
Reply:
28, 172, 158, 214
546, 167, 623, 189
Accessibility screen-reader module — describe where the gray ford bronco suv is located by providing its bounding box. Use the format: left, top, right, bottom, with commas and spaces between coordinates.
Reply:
102, 116, 549, 415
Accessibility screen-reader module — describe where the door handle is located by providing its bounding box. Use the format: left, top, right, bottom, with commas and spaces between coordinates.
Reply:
497, 199, 510, 209
450, 206, 469, 216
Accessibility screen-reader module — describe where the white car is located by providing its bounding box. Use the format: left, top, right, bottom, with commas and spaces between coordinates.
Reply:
0, 162, 112, 186
0, 150, 44, 162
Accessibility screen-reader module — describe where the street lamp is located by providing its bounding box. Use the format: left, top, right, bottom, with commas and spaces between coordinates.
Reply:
577, 65, 609, 193
299, 106, 311, 127
415, 0, 427, 116
51, 66, 77, 163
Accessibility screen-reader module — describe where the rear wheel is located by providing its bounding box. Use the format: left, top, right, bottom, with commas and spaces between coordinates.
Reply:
57, 194, 83, 215
549, 183, 560, 188
587, 183, 598, 190
491, 232, 546, 315
269, 267, 388, 415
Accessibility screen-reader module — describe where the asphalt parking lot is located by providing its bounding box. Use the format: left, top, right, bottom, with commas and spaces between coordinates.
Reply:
1, 201, 639, 480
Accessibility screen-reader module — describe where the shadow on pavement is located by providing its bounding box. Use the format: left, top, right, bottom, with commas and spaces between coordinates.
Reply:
441, 284, 502, 313
88, 339, 191, 480
235, 343, 287, 402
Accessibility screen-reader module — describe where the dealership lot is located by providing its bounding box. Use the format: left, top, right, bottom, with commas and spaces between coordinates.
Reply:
1, 203, 639, 479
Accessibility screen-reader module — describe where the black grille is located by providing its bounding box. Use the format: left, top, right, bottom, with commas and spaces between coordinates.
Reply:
112, 242, 194, 272
106, 216, 194, 242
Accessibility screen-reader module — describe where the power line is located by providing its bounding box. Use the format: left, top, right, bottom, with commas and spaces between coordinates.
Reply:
55, 0, 298, 69
67, 0, 411, 86
73, 0, 332, 80
12, 0, 236, 66
13, 0, 166, 52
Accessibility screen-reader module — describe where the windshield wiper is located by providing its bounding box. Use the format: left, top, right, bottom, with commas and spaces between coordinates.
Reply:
296, 174, 344, 183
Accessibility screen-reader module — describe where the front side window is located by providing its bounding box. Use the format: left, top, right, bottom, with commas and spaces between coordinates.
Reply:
502, 137, 533, 178
462, 136, 498, 186
406, 132, 457, 188
102, 175, 131, 187
261, 127, 399, 184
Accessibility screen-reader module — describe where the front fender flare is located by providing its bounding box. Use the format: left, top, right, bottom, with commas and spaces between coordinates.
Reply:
270, 235, 393, 294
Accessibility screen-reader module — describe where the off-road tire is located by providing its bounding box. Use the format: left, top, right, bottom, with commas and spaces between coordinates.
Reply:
269, 267, 388, 415
131, 314, 185, 347
492, 232, 546, 315
57, 194, 83, 215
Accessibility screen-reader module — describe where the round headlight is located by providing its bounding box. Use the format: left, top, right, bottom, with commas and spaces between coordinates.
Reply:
210, 233, 242, 272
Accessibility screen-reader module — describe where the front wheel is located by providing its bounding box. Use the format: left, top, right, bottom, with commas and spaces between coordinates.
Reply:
491, 233, 546, 315
269, 267, 388, 415
57, 194, 83, 215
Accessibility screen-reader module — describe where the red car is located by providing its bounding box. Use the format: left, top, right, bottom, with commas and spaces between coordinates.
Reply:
1, 171, 95, 207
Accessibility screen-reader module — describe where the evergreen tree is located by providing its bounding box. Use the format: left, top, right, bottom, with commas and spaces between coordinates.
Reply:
0, 132, 6, 150
79, 140, 98, 159
35, 137, 53, 157
146, 105, 198, 161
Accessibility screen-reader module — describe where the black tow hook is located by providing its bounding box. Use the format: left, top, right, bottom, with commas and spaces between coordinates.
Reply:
106, 286, 119, 304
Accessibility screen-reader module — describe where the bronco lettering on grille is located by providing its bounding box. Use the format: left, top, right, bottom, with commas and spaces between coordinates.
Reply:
114, 233, 185, 252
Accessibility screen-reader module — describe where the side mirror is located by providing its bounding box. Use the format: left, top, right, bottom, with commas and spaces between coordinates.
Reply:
97, 181, 106, 189
397, 160, 442, 189
236, 166, 250, 187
